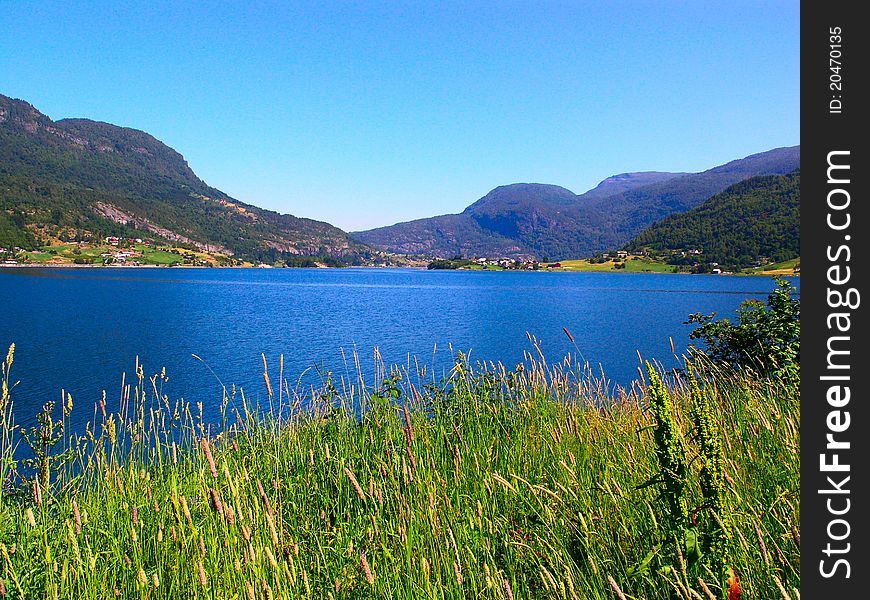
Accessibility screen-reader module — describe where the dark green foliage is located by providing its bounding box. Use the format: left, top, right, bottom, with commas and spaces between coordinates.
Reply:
687, 277, 800, 375
0, 210, 38, 249
427, 258, 477, 270
635, 363, 739, 597
626, 170, 800, 270
644, 364, 689, 541
689, 372, 731, 585
19, 399, 74, 496
283, 255, 346, 268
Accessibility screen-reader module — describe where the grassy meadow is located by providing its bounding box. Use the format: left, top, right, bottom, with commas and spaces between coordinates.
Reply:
7, 242, 242, 267
746, 259, 800, 277
555, 258, 677, 274
0, 343, 799, 599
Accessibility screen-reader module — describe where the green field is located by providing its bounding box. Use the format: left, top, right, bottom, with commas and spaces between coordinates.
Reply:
8, 242, 237, 267
555, 257, 677, 273
745, 257, 800, 276
0, 344, 799, 599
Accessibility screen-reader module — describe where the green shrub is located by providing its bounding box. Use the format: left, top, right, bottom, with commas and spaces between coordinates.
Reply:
686, 276, 799, 375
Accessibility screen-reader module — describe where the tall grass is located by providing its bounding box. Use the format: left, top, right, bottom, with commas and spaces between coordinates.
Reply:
0, 346, 799, 599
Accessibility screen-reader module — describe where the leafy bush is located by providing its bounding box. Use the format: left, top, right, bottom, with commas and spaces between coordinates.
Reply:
686, 277, 799, 374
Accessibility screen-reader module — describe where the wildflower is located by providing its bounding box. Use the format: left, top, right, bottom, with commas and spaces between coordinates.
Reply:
726, 568, 741, 600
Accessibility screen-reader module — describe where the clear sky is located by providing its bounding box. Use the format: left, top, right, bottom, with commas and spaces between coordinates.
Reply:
2, 1, 799, 232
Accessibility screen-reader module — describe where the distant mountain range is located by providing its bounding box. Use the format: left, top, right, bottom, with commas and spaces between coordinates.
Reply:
352, 146, 800, 260
625, 169, 800, 270
0, 93, 375, 264
1, 92, 799, 266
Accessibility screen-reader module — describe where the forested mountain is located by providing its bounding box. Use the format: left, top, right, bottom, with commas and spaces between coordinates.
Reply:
1, 92, 800, 267
0, 93, 375, 263
352, 147, 800, 260
624, 170, 800, 271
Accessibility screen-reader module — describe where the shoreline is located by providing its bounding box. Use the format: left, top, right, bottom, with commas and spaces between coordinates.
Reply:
0, 262, 799, 276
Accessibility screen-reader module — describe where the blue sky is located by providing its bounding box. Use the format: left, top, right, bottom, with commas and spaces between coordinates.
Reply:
1, 1, 799, 231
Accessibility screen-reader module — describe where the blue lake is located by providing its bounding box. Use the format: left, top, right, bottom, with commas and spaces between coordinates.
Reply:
0, 267, 797, 431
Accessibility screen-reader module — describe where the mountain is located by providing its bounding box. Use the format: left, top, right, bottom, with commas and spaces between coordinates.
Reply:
587, 146, 801, 247
578, 171, 689, 201
0, 94, 375, 263
624, 170, 800, 271
352, 146, 800, 260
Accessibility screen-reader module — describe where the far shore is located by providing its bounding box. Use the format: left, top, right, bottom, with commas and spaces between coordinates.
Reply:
0, 262, 799, 276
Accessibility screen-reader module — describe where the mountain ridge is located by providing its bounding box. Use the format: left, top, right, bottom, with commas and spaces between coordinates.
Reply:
351, 146, 799, 260
624, 169, 800, 271
0, 93, 378, 264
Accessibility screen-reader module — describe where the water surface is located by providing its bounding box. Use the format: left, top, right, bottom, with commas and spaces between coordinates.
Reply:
0, 267, 796, 430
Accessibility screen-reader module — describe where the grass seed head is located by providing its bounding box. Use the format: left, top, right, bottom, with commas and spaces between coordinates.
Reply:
361, 551, 374, 585
72, 501, 82, 535
502, 574, 515, 600
209, 488, 224, 517
180, 496, 192, 523
197, 561, 208, 587
344, 466, 366, 503
201, 437, 218, 478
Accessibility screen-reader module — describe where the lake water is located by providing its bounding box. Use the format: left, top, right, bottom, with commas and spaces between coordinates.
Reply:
0, 267, 796, 431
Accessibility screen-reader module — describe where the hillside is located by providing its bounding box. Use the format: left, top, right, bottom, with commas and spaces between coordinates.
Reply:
0, 94, 377, 264
574, 171, 689, 201
624, 170, 800, 271
352, 146, 800, 260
